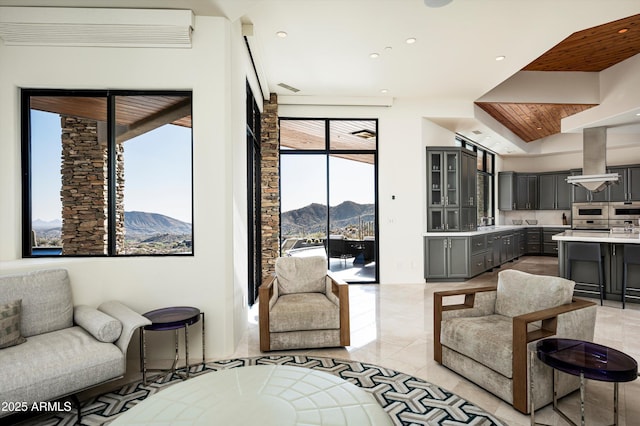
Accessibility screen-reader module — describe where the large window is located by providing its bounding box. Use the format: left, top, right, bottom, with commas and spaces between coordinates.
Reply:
280, 118, 378, 283
455, 135, 495, 225
22, 89, 193, 257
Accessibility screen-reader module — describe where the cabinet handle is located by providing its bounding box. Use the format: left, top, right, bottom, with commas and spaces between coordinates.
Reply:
513, 203, 516, 209
477, 262, 483, 266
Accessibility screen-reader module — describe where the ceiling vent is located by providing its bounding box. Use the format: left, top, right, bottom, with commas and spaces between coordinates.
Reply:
277, 83, 301, 93
0, 7, 194, 48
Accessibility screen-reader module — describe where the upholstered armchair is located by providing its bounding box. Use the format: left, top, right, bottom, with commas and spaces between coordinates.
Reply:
433, 269, 597, 414
259, 256, 350, 352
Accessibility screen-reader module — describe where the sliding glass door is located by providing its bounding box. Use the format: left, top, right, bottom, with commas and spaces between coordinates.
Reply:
280, 118, 378, 283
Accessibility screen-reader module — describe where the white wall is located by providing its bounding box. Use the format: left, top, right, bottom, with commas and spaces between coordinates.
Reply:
0, 15, 251, 360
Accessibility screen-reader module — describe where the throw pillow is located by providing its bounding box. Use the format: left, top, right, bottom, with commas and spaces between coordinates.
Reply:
0, 300, 27, 349
74, 305, 122, 343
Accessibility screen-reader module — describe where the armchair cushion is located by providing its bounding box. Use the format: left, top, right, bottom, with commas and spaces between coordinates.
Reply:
441, 314, 515, 378
495, 270, 574, 318
270, 293, 340, 332
276, 256, 327, 295
74, 305, 122, 343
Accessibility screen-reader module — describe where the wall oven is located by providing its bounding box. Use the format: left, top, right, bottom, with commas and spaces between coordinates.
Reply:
609, 202, 640, 228
572, 202, 609, 230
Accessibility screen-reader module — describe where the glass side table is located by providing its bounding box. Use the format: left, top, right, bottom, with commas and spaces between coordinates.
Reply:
139, 306, 205, 385
530, 338, 637, 426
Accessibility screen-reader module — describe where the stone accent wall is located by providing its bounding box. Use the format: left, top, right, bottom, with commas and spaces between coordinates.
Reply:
60, 117, 125, 255
260, 93, 280, 278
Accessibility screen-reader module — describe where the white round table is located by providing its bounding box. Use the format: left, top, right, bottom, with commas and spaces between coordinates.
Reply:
111, 365, 393, 425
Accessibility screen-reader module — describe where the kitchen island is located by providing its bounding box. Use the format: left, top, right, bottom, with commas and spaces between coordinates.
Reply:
553, 230, 640, 303
424, 225, 569, 281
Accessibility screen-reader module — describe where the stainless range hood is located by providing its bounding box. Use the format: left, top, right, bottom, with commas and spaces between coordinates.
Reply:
566, 127, 619, 192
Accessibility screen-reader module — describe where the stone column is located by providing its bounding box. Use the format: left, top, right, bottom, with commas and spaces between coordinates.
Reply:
261, 93, 280, 278
60, 116, 108, 255
59, 117, 126, 255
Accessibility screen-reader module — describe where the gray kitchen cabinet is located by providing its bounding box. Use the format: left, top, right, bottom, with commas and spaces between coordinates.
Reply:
424, 236, 469, 280
526, 228, 541, 254
500, 233, 515, 263
516, 174, 538, 210
538, 172, 571, 210
427, 147, 477, 231
498, 172, 516, 211
571, 169, 609, 203
608, 166, 640, 202
542, 227, 564, 256
518, 229, 526, 256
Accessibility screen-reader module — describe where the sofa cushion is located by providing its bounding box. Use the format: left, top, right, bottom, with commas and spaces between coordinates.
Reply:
270, 293, 340, 333
0, 326, 124, 406
74, 305, 122, 343
276, 256, 327, 295
0, 300, 27, 349
0, 269, 73, 337
441, 314, 516, 378
495, 270, 574, 318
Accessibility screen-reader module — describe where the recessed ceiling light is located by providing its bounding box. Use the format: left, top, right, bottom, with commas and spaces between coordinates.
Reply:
380, 89, 388, 94
370, 52, 380, 59
406, 37, 417, 44
495, 55, 506, 61
276, 31, 288, 38
618, 28, 629, 34
636, 112, 640, 116
385, 46, 393, 51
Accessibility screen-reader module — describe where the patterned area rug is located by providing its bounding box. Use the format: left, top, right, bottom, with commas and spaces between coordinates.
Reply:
20, 355, 507, 426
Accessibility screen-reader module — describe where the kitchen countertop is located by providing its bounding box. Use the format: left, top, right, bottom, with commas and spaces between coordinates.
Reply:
424, 224, 570, 237
552, 230, 640, 244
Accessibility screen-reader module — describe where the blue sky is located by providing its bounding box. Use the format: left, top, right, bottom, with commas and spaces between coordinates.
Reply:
31, 110, 192, 223
280, 154, 375, 212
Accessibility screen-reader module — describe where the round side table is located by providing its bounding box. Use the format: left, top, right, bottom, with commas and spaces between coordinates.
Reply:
139, 306, 205, 385
530, 338, 637, 426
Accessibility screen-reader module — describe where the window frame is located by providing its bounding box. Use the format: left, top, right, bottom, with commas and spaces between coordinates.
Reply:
455, 134, 496, 223
21, 88, 194, 258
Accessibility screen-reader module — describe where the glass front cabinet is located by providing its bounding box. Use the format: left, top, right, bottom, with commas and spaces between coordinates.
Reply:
427, 147, 477, 232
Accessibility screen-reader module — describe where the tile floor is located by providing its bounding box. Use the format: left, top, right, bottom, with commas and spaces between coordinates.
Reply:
231, 256, 640, 426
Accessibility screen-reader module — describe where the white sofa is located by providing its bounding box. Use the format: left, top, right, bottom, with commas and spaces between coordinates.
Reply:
0, 268, 151, 419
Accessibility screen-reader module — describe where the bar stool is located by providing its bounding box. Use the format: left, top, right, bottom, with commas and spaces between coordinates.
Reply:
622, 245, 640, 309
567, 242, 604, 305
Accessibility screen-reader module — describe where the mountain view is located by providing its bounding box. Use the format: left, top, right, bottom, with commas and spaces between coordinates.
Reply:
281, 201, 374, 237
32, 211, 192, 254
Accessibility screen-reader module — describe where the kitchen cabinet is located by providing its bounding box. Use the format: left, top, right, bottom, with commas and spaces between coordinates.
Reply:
608, 166, 640, 202
498, 172, 539, 210
542, 228, 564, 255
516, 174, 538, 210
424, 236, 469, 279
498, 172, 516, 211
526, 228, 541, 254
571, 169, 609, 203
538, 172, 571, 210
427, 147, 477, 231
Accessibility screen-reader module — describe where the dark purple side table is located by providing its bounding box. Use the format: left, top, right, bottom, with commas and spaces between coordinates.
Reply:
139, 306, 205, 385
530, 338, 637, 426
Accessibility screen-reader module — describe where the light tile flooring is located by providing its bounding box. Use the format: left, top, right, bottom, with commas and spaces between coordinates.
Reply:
231, 256, 640, 426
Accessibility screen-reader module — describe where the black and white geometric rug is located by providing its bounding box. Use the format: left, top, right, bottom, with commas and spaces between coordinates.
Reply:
19, 355, 507, 426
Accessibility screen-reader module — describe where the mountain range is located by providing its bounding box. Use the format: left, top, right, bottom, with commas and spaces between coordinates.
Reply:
32, 211, 192, 238
281, 201, 374, 236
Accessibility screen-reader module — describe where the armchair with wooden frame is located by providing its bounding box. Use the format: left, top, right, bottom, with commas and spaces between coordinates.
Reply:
433, 269, 597, 414
259, 256, 350, 352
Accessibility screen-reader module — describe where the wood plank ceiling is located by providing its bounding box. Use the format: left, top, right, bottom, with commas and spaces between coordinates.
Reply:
475, 13, 640, 143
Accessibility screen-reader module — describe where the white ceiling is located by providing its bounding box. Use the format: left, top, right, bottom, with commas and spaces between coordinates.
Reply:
1, 0, 639, 154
